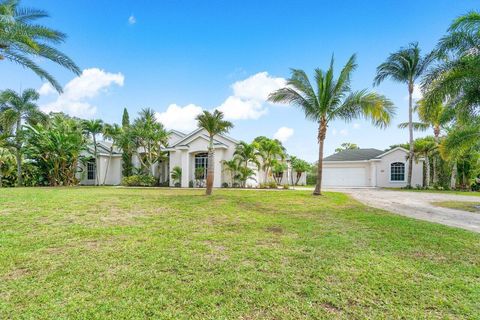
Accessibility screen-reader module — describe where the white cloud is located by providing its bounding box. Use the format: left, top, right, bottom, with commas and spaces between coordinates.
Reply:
353, 123, 360, 129
40, 68, 124, 118
274, 127, 294, 143
217, 96, 266, 120
331, 128, 338, 136
339, 129, 349, 136
38, 83, 56, 96
232, 71, 286, 101
404, 84, 422, 101
128, 15, 136, 25
155, 104, 203, 132
216, 72, 286, 120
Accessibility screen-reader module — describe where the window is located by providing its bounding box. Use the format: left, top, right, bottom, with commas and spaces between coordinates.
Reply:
194, 153, 208, 179
87, 160, 96, 180
390, 162, 405, 181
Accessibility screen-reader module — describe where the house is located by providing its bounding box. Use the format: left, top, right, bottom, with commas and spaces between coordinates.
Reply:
78, 141, 123, 186
321, 147, 424, 188
79, 128, 307, 187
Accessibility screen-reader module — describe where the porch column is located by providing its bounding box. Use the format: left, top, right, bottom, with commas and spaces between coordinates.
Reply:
181, 150, 189, 188
214, 149, 223, 188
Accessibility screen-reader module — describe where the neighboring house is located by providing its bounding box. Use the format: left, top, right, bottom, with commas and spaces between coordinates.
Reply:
78, 141, 123, 185
322, 147, 424, 188
80, 128, 307, 187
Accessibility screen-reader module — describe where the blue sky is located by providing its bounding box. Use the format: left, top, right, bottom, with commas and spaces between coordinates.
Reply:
3, 1, 477, 161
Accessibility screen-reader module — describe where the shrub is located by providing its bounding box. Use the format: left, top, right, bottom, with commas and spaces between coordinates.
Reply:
283, 184, 289, 189
174, 182, 181, 188
268, 181, 278, 189
122, 175, 156, 187
188, 180, 194, 188
222, 182, 229, 188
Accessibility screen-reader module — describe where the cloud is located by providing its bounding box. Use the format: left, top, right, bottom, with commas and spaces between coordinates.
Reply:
216, 72, 286, 120
155, 104, 203, 132
339, 129, 349, 136
353, 123, 360, 129
274, 127, 294, 143
38, 83, 56, 96
40, 68, 124, 118
128, 15, 136, 25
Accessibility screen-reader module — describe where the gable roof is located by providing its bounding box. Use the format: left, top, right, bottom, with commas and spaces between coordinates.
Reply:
324, 148, 384, 161
170, 127, 238, 148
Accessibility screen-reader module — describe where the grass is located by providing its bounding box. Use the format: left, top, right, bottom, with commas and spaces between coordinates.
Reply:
433, 201, 480, 213
0, 187, 479, 319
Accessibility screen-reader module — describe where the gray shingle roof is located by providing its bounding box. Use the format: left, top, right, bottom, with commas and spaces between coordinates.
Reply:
323, 148, 384, 161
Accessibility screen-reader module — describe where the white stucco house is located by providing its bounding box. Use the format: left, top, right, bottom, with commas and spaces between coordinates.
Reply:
321, 147, 424, 188
79, 128, 306, 187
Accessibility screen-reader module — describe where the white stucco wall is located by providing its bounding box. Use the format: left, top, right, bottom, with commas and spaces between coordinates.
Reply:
375, 149, 423, 188
79, 155, 122, 185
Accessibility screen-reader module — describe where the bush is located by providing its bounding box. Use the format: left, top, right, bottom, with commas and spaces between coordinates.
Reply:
174, 182, 181, 188
222, 182, 229, 188
189, 180, 194, 188
283, 184, 289, 189
268, 181, 278, 189
122, 175, 156, 187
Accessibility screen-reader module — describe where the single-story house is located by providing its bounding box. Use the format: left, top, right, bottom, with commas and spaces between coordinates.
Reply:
321, 147, 424, 188
79, 128, 306, 187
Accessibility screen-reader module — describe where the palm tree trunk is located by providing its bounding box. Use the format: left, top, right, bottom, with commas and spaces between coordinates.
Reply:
93, 136, 99, 186
407, 83, 414, 188
206, 137, 215, 195
433, 126, 440, 185
15, 118, 23, 187
450, 161, 457, 190
314, 118, 327, 196
424, 152, 430, 188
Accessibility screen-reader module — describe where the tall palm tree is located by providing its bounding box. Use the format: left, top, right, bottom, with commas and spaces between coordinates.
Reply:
0, 0, 80, 92
0, 88, 45, 186
269, 54, 394, 195
196, 110, 233, 195
413, 137, 436, 188
374, 43, 434, 187
82, 119, 103, 185
255, 138, 285, 183
102, 123, 122, 185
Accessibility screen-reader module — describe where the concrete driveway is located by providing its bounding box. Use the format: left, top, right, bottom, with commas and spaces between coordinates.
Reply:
336, 188, 480, 233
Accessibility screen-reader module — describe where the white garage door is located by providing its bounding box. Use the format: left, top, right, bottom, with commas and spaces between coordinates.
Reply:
322, 167, 368, 187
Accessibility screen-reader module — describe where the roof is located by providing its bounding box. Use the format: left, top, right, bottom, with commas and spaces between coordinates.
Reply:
323, 148, 384, 161
169, 127, 238, 148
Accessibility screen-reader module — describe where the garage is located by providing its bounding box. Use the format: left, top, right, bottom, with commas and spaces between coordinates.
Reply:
322, 166, 368, 187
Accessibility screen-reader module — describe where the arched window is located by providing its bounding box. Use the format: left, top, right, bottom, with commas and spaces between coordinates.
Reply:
390, 162, 405, 181
194, 153, 208, 179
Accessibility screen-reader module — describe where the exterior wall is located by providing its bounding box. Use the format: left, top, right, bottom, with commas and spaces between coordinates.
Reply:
79, 155, 122, 185
376, 149, 423, 188
322, 162, 371, 187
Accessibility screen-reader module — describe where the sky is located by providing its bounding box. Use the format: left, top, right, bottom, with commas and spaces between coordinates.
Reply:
2, 0, 477, 161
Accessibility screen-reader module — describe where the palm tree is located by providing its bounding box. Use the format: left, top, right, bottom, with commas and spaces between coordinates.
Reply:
0, 0, 80, 92
255, 138, 285, 183
269, 54, 394, 195
196, 110, 233, 195
131, 108, 169, 176
82, 119, 103, 185
413, 137, 436, 187
0, 88, 46, 186
398, 99, 449, 184
233, 141, 259, 187
221, 159, 240, 187
170, 166, 182, 186
374, 43, 434, 188
102, 123, 122, 185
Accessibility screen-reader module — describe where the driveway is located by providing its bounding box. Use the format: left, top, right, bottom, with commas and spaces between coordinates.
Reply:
337, 188, 480, 233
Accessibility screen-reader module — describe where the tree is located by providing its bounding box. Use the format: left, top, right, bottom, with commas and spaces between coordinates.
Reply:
221, 159, 240, 187
119, 108, 134, 177
102, 123, 122, 185
195, 110, 233, 195
0, 0, 80, 92
271, 160, 287, 184
413, 137, 436, 187
254, 137, 284, 184
0, 88, 46, 186
335, 142, 359, 153
290, 156, 311, 186
82, 119, 103, 185
170, 166, 182, 186
269, 54, 394, 195
374, 43, 434, 188
0, 147, 14, 187
131, 108, 169, 176
233, 141, 260, 187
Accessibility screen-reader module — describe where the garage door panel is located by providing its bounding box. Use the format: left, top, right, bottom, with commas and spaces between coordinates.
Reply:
322, 167, 367, 187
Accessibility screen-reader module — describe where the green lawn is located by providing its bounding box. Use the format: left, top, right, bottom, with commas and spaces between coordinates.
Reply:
0, 187, 479, 319
433, 201, 480, 213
